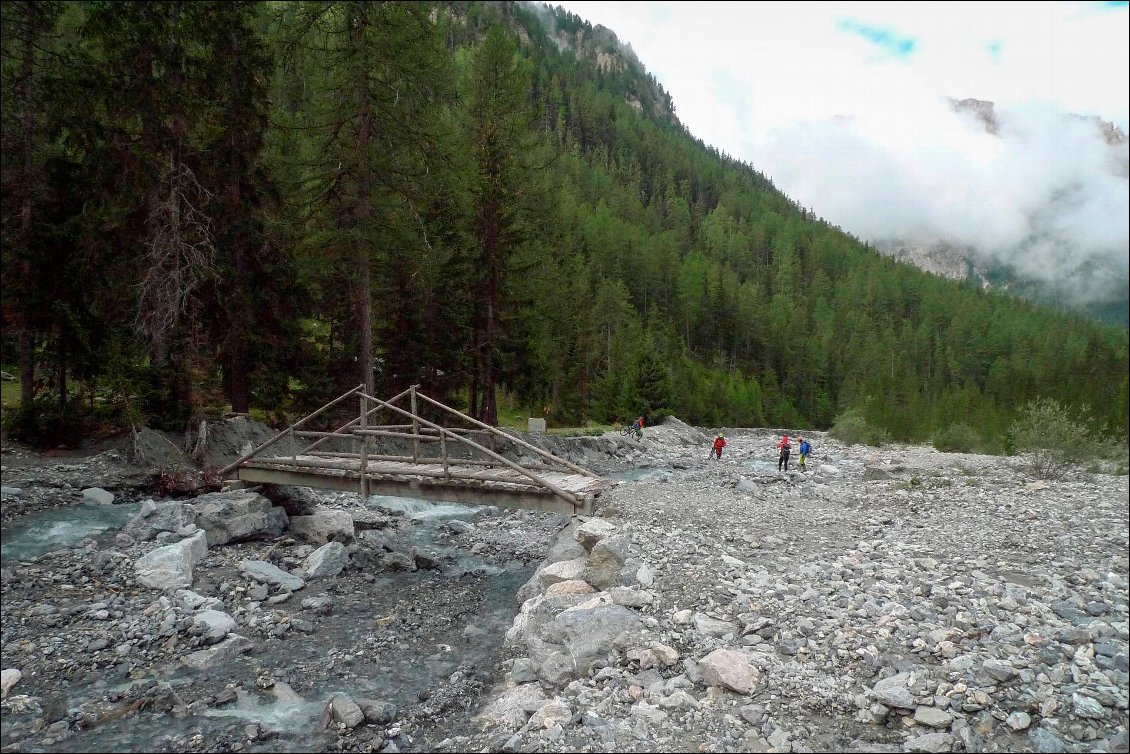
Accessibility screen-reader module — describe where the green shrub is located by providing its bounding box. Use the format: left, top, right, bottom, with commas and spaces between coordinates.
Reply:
829, 412, 890, 447
1, 399, 84, 449
1007, 398, 1099, 480
932, 422, 981, 453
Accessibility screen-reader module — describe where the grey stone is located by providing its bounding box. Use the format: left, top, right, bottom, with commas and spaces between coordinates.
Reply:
1071, 692, 1107, 719
356, 698, 396, 725
239, 560, 304, 592
585, 534, 630, 589
192, 610, 237, 643
510, 658, 537, 684
981, 659, 1018, 682
134, 531, 208, 590
82, 487, 115, 505
871, 673, 917, 709
181, 634, 254, 671
473, 683, 548, 730
914, 706, 953, 728
1029, 727, 1074, 753
330, 694, 364, 728
574, 519, 617, 552
905, 732, 954, 753
693, 613, 734, 637
538, 558, 588, 588
126, 502, 197, 541
302, 542, 349, 579
288, 508, 355, 544
698, 648, 759, 694
1005, 711, 1031, 731
193, 491, 288, 546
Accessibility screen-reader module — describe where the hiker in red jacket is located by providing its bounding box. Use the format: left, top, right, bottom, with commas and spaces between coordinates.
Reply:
777, 435, 792, 472
711, 434, 727, 459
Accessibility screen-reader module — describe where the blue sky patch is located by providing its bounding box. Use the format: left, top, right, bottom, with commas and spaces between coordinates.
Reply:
836, 18, 917, 59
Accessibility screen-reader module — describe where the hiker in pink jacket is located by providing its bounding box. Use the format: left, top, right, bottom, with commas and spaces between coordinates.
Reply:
777, 435, 792, 472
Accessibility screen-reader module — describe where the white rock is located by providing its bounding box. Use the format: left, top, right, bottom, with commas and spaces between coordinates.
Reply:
82, 487, 115, 505
1, 669, 21, 699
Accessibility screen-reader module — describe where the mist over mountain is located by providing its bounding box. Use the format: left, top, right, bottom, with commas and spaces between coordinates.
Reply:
754, 97, 1129, 324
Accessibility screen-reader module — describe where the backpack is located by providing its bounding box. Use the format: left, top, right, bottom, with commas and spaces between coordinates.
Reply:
800, 440, 811, 455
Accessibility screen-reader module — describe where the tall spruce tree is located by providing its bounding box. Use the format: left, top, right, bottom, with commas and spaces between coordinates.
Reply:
274, 1, 450, 396
462, 27, 545, 425
0, 0, 61, 408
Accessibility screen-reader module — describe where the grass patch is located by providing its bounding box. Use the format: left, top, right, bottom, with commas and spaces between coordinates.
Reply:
1, 378, 20, 410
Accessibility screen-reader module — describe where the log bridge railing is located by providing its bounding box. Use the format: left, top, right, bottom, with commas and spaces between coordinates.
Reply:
219, 385, 609, 515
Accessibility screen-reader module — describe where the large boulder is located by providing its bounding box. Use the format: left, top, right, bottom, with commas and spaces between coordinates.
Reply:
240, 560, 305, 592
574, 519, 617, 551
134, 531, 208, 590
698, 648, 759, 694
584, 534, 630, 590
260, 484, 320, 517
181, 633, 254, 671
536, 593, 642, 682
537, 558, 588, 589
871, 672, 918, 709
192, 610, 237, 644
330, 694, 365, 728
1, 669, 21, 699
125, 501, 197, 542
192, 490, 288, 546
288, 508, 355, 544
473, 683, 549, 731
302, 542, 349, 579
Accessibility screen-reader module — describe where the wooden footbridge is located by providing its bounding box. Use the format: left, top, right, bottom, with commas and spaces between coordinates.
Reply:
220, 385, 611, 515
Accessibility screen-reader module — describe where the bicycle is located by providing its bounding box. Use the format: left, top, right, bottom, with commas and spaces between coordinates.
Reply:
620, 425, 642, 439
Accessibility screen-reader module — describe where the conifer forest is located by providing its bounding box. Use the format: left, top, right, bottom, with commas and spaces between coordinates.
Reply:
2, 1, 1127, 450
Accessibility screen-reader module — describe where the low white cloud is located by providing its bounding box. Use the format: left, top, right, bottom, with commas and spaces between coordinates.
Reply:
746, 100, 1129, 302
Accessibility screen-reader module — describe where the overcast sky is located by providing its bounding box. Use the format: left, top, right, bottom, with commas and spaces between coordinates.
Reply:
548, 1, 1130, 303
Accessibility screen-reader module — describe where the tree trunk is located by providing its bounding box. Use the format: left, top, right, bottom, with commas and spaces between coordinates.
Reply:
226, 174, 251, 413
16, 1, 37, 406
56, 329, 66, 407
479, 192, 501, 427
357, 249, 373, 395
352, 10, 375, 397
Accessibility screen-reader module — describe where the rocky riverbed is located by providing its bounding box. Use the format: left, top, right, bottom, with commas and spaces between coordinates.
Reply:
2, 418, 1128, 753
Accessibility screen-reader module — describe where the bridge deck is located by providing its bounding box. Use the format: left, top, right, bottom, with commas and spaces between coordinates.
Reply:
233, 454, 606, 515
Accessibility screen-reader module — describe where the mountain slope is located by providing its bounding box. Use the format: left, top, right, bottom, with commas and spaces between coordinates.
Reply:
437, 1, 1129, 441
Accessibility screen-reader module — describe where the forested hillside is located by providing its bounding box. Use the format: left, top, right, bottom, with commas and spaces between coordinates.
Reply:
2, 0, 1127, 449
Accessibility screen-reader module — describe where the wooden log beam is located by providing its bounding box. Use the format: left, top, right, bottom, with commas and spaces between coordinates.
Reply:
414, 391, 600, 478
356, 390, 580, 506
220, 384, 364, 475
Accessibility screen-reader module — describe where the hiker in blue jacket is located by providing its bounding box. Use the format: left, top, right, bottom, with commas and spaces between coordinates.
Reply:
798, 436, 812, 471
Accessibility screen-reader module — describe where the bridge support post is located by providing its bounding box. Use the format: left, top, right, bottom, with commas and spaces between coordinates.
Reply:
410, 384, 419, 463
359, 393, 369, 498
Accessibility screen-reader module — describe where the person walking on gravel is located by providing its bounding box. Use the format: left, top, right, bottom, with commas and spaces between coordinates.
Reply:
797, 436, 812, 471
777, 435, 792, 472
711, 434, 727, 459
